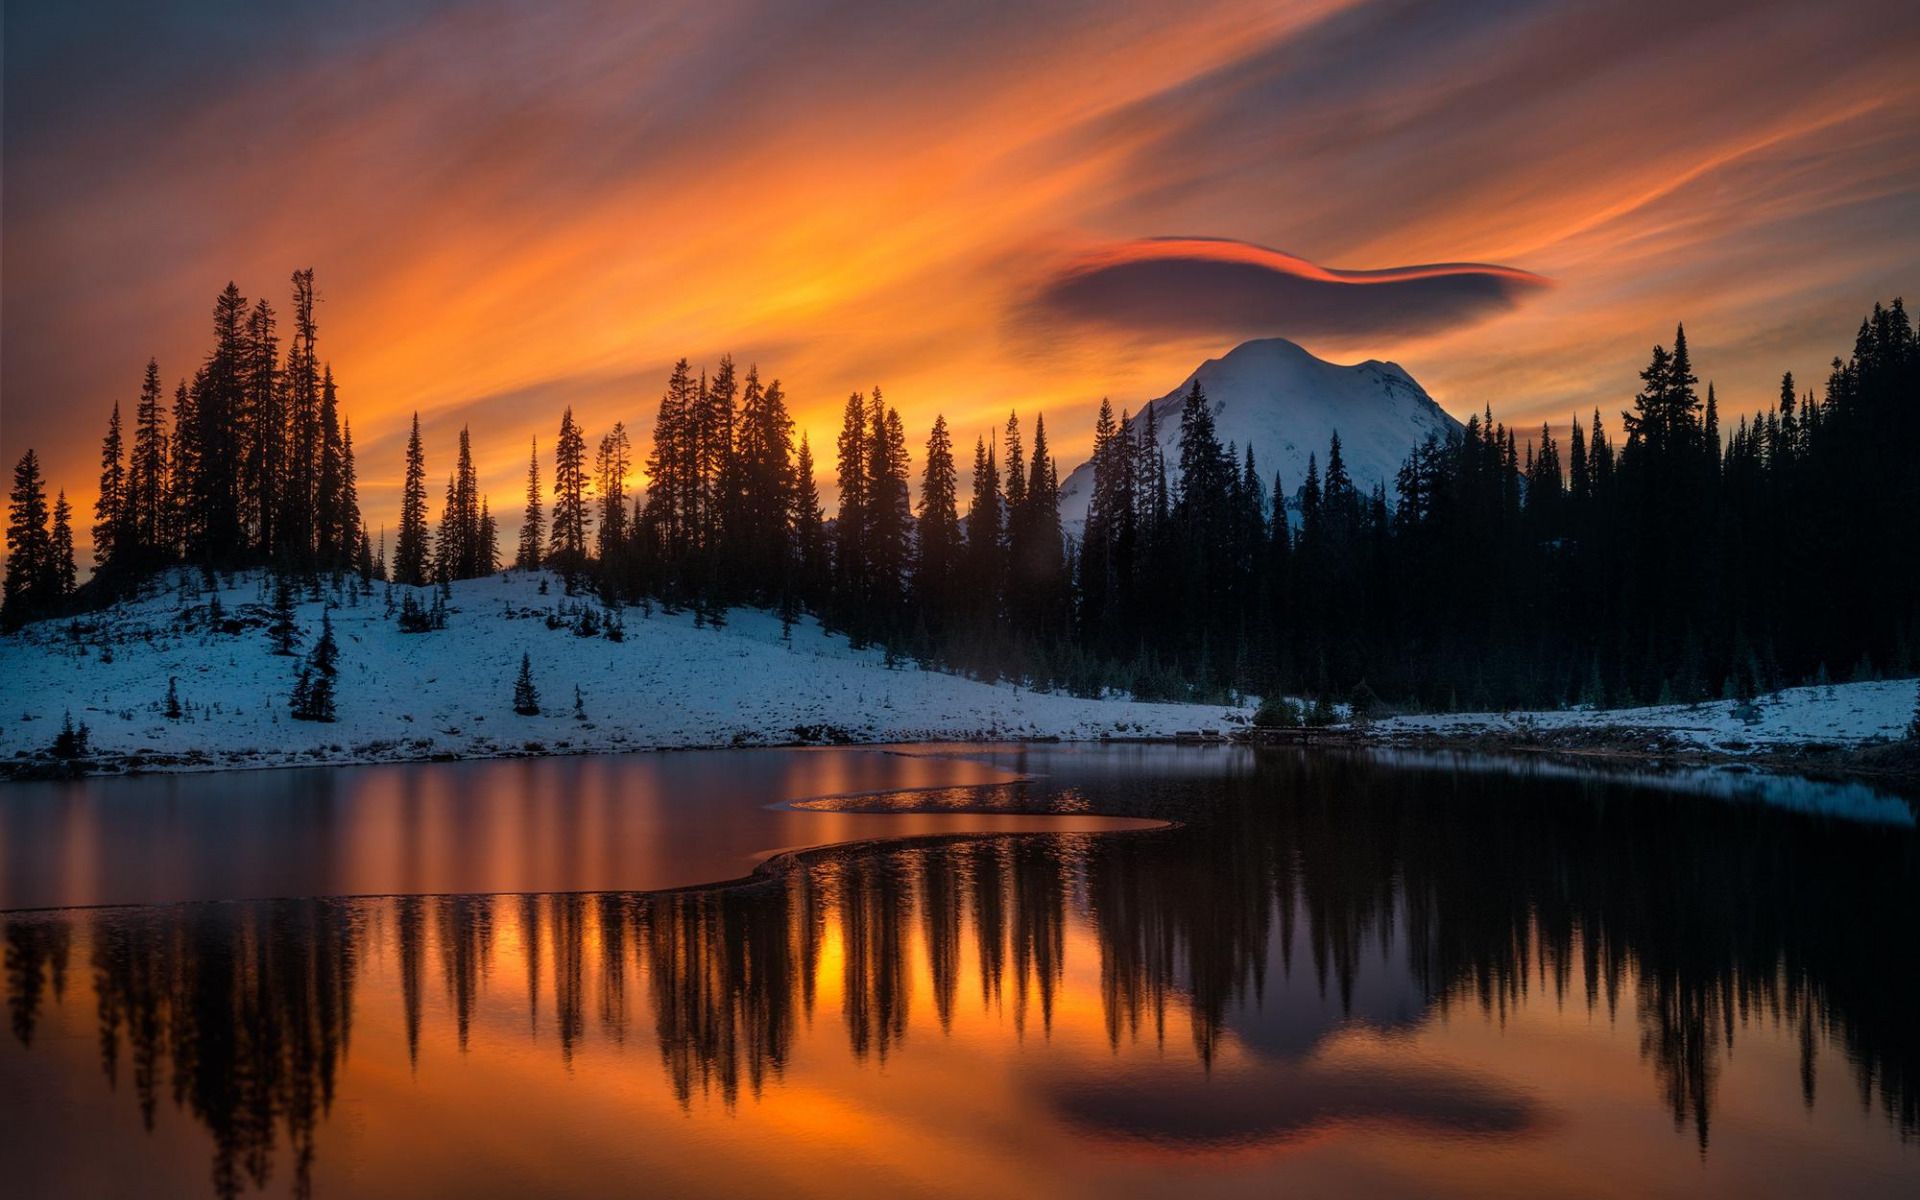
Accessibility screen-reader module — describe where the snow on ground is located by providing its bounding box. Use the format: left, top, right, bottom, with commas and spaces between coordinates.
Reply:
1376, 678, 1919, 754
0, 571, 1248, 773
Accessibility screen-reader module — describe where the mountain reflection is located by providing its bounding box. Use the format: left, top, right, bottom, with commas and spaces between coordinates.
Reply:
3, 751, 1916, 1196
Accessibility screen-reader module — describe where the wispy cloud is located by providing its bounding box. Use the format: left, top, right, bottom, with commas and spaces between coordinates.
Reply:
3, 0, 1916, 545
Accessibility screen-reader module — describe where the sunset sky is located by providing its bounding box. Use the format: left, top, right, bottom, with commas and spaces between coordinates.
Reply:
5, 0, 1917, 550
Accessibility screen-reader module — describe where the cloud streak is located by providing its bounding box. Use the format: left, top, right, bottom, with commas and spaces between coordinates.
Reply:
3, 0, 1917, 556
1031, 237, 1548, 341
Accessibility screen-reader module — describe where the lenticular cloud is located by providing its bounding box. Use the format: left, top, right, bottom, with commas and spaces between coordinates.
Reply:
1033, 237, 1548, 341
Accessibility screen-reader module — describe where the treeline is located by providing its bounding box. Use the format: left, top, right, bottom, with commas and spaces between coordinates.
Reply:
5, 270, 373, 629
5, 275, 1917, 711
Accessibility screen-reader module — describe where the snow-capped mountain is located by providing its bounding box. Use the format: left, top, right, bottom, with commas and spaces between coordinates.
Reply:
1058, 338, 1462, 530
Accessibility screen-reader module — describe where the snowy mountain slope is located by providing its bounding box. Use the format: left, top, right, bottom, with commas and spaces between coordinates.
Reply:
1058, 338, 1462, 531
0, 572, 1249, 775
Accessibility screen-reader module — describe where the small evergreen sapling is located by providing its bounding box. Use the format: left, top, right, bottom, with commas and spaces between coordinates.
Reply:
291, 610, 339, 722
513, 653, 540, 715
269, 576, 300, 655
52, 710, 91, 758
310, 610, 339, 679
1306, 694, 1338, 727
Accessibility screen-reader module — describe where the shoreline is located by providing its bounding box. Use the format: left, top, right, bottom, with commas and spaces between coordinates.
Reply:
7, 720, 1916, 796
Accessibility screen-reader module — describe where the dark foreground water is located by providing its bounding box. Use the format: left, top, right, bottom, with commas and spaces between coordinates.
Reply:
1, 745, 1915, 1198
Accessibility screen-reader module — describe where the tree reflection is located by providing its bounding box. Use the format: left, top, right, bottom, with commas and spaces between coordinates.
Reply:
2, 751, 1915, 1195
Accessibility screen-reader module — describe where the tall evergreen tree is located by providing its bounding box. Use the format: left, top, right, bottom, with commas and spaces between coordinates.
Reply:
963, 437, 1004, 637
279, 270, 321, 567
127, 360, 170, 562
394, 413, 431, 587
93, 402, 127, 572
914, 415, 961, 630
594, 423, 631, 578
516, 437, 544, 571
734, 368, 796, 603
49, 493, 75, 602
186, 282, 249, 563
315, 366, 347, 567
865, 393, 912, 631
548, 408, 590, 570
338, 419, 362, 572
833, 392, 870, 628
241, 297, 281, 555
478, 498, 499, 574
167, 380, 196, 557
792, 433, 827, 612
4, 451, 53, 628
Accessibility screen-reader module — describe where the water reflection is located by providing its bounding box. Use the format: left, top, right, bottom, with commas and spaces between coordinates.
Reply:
2, 749, 1916, 1197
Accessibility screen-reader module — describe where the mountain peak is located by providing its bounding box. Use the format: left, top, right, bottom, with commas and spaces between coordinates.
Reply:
1058, 338, 1460, 530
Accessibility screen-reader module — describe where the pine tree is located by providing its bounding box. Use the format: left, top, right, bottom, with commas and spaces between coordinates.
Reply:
735, 367, 796, 603
516, 437, 543, 570
94, 402, 126, 571
549, 408, 590, 570
456, 426, 481, 578
167, 380, 195, 557
792, 433, 826, 611
52, 710, 91, 759
3, 450, 54, 629
310, 608, 339, 678
478, 498, 498, 574
395, 413, 431, 586
241, 297, 281, 556
128, 359, 171, 561
914, 414, 961, 629
339, 419, 363, 571
315, 366, 346, 566
280, 270, 320, 566
594, 423, 631, 565
963, 437, 1004, 632
865, 393, 911, 630
165, 677, 183, 720
1080, 399, 1120, 632
435, 472, 459, 583
304, 667, 335, 721
49, 492, 76, 602
291, 607, 340, 721
1009, 414, 1064, 640
269, 576, 301, 655
833, 392, 870, 626
696, 356, 738, 563
643, 360, 698, 566
512, 653, 540, 715
186, 282, 249, 564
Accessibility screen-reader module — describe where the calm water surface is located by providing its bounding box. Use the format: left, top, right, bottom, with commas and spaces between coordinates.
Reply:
1, 745, 1915, 1198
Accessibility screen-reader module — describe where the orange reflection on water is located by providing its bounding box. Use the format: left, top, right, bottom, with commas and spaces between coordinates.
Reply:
3, 748, 1916, 1198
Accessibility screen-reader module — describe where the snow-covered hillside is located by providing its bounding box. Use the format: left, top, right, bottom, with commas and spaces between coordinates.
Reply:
1058, 338, 1461, 531
1376, 680, 1919, 753
0, 572, 1248, 774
